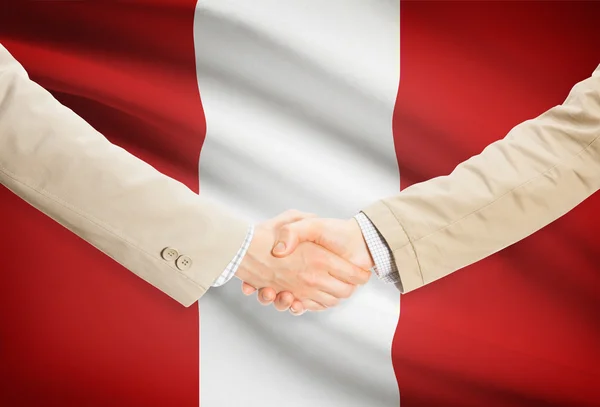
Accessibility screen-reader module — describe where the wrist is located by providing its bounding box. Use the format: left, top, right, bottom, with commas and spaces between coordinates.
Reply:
234, 226, 271, 286
234, 260, 251, 282
348, 218, 375, 270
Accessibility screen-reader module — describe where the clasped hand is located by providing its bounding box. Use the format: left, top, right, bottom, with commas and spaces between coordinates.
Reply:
235, 210, 374, 316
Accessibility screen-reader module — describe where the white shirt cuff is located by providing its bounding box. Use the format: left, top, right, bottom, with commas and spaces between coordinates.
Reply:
354, 212, 400, 284
211, 225, 254, 287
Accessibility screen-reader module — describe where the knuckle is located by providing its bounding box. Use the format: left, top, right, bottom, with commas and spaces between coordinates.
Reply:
341, 286, 353, 299
346, 267, 366, 284
359, 270, 371, 284
285, 209, 301, 217
279, 224, 292, 235
328, 297, 340, 307
301, 270, 318, 287
343, 267, 358, 282
310, 252, 329, 269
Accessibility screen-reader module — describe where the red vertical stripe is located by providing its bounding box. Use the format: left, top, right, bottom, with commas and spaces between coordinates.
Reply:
0, 2, 203, 406
393, 2, 600, 406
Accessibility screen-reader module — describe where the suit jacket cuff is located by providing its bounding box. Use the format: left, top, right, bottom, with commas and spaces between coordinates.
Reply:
362, 200, 424, 293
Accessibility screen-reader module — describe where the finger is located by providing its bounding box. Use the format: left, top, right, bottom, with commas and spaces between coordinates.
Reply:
324, 253, 371, 286
290, 310, 307, 316
274, 291, 295, 311
241, 282, 257, 295
302, 250, 358, 299
300, 299, 327, 312
257, 287, 277, 305
272, 219, 323, 257
266, 209, 318, 230
289, 300, 306, 315
308, 290, 343, 308
311, 272, 355, 301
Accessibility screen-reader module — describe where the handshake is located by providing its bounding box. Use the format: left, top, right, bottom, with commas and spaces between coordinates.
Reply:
234, 210, 375, 316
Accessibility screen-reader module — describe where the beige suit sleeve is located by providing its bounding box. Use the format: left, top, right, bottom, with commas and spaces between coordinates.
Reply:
0, 45, 248, 307
363, 64, 600, 293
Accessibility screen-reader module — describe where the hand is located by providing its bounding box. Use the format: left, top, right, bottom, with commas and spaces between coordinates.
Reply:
235, 211, 371, 310
240, 210, 315, 313
242, 217, 374, 315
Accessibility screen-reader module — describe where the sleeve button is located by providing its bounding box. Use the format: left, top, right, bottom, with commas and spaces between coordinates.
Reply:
161, 247, 179, 261
175, 255, 193, 271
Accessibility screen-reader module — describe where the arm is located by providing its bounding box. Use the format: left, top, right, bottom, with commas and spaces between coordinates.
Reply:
0, 44, 249, 307
363, 64, 600, 292
254, 64, 600, 313
0, 45, 368, 309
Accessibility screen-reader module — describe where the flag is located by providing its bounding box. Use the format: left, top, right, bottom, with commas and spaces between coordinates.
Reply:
395, 3, 600, 406
1, 1, 599, 407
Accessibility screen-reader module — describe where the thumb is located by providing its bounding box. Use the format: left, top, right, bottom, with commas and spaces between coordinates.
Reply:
272, 219, 321, 258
